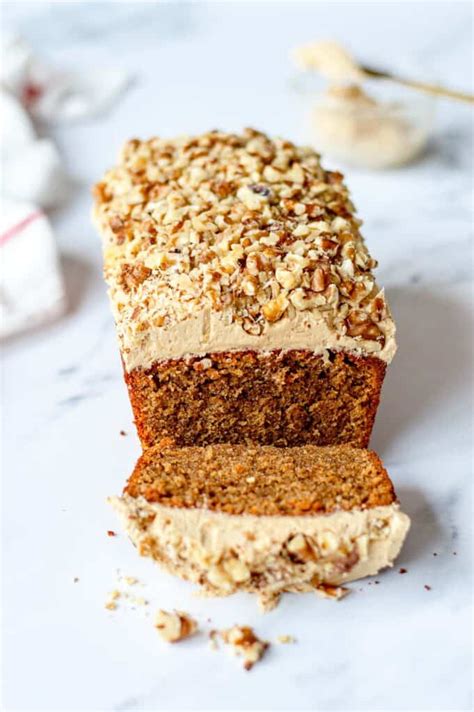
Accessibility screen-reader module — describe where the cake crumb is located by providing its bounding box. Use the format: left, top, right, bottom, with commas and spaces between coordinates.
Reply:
120, 430, 127, 436
154, 609, 198, 642
258, 591, 281, 613
107, 530, 116, 537
105, 590, 121, 610
123, 576, 138, 585
276, 634, 295, 644
399, 568, 407, 574
220, 626, 269, 670
315, 583, 350, 600
424, 585, 432, 591
73, 577, 79, 583
433, 552, 438, 556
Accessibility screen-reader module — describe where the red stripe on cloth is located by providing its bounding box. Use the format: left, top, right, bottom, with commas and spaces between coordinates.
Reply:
0, 210, 44, 247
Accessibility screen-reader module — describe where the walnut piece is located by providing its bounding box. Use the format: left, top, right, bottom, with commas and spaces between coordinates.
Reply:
220, 625, 269, 670
314, 583, 350, 600
154, 609, 198, 642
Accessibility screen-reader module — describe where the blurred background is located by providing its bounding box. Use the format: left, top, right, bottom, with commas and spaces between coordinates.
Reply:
1, 3, 473, 711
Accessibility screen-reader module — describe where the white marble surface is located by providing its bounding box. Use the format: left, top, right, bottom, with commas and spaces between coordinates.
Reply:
2, 2, 473, 710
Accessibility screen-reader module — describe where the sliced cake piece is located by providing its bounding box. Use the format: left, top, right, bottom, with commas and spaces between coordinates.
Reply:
94, 128, 396, 449
110, 444, 410, 602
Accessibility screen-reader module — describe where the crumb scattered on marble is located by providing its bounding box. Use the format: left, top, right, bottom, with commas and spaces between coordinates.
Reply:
107, 530, 116, 537
220, 626, 269, 671
433, 552, 438, 556
424, 585, 432, 591
276, 634, 295, 644
453, 552, 457, 556
123, 576, 138, 585
105, 590, 121, 610
374, 580, 380, 585
73, 577, 79, 583
315, 584, 350, 600
120, 430, 127, 436
154, 609, 198, 642
399, 568, 407, 574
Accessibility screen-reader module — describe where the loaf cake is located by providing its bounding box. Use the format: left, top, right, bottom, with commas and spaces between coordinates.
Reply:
94, 129, 396, 448
110, 443, 410, 604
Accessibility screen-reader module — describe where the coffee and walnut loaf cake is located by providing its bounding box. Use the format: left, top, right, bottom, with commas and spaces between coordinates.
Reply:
94, 129, 396, 448
110, 443, 410, 604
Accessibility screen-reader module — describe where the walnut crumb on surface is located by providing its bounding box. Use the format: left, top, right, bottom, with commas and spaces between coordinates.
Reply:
276, 634, 295, 644
315, 583, 350, 600
220, 625, 269, 670
154, 609, 198, 642
107, 530, 116, 537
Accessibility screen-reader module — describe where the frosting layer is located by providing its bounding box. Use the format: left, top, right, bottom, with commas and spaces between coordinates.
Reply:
112, 300, 396, 371
110, 496, 410, 599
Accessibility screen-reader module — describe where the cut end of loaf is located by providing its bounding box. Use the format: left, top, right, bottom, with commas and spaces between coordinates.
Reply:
124, 443, 396, 516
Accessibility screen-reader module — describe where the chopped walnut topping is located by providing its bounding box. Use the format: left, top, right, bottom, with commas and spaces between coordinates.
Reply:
154, 609, 198, 642
220, 625, 269, 670
94, 129, 390, 348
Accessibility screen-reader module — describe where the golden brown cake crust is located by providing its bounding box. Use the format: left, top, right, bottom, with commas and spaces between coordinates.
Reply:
124, 443, 396, 516
124, 348, 385, 450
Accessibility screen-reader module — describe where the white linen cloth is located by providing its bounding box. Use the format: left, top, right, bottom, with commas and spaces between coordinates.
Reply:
0, 36, 130, 338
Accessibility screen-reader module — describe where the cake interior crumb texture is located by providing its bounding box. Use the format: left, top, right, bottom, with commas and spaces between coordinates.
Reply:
125, 444, 396, 516
126, 349, 385, 449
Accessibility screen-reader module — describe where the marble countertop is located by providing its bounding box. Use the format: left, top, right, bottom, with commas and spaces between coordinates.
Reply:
2, 3, 473, 710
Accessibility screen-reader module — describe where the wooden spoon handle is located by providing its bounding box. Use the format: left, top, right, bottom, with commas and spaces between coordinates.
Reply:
362, 66, 474, 104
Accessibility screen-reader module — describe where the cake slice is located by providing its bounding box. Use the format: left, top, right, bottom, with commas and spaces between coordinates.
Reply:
94, 128, 396, 449
110, 444, 410, 603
